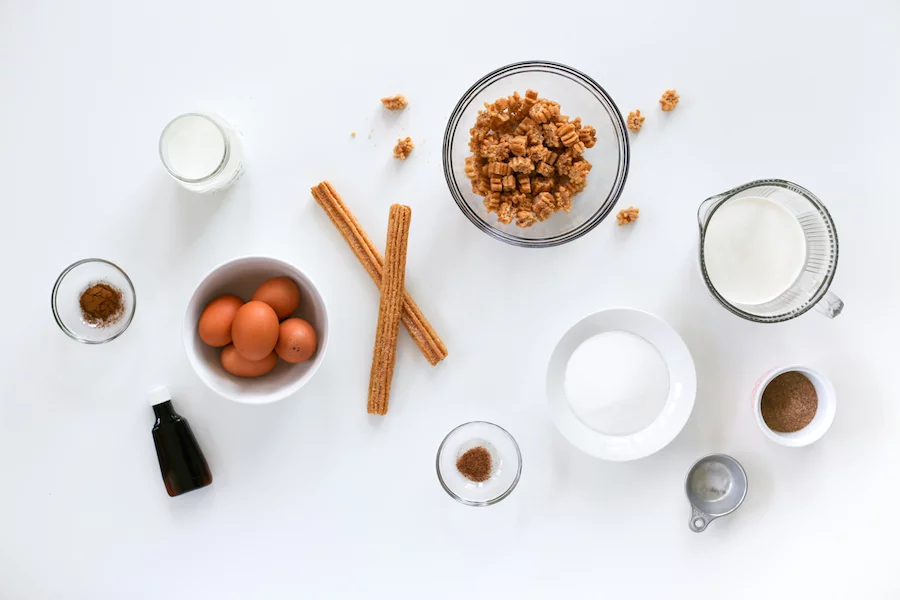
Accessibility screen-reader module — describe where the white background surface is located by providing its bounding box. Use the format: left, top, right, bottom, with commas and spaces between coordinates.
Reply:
1, 1, 899, 598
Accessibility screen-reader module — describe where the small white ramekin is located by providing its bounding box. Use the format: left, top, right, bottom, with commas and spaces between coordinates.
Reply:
752, 365, 835, 447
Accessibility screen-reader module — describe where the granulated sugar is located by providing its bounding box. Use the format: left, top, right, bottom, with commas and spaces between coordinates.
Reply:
564, 331, 670, 435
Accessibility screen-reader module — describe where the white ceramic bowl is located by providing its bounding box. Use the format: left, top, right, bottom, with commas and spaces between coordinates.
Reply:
752, 365, 835, 447
183, 256, 329, 404
546, 308, 696, 461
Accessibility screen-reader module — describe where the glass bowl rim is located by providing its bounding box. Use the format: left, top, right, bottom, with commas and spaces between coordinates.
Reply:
442, 60, 630, 248
51, 257, 137, 344
435, 420, 523, 507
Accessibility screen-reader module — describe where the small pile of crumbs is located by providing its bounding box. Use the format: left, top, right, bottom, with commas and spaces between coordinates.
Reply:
381, 95, 408, 110
627, 110, 645, 133
393, 137, 414, 160
464, 89, 598, 228
616, 206, 639, 226
659, 89, 679, 111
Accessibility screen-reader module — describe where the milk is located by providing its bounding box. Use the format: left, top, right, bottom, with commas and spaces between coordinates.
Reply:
703, 197, 807, 305
161, 114, 227, 180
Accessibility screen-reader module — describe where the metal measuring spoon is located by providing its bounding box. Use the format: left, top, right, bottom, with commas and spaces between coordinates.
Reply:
684, 454, 747, 532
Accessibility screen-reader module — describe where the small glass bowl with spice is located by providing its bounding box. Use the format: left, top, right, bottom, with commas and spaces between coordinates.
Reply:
52, 258, 136, 344
436, 421, 522, 507
752, 365, 836, 447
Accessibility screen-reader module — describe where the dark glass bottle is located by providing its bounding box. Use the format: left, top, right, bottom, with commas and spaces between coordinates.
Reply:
148, 387, 212, 497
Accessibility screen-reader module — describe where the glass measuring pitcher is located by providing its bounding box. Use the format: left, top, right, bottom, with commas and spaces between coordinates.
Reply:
698, 179, 842, 323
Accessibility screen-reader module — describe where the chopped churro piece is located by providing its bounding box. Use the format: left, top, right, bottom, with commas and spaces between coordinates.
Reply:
530, 102, 553, 124
509, 136, 528, 157
514, 117, 536, 135
509, 156, 534, 173
532, 176, 553, 194
627, 110, 645, 133
568, 161, 592, 184
487, 162, 511, 176
533, 193, 554, 221
659, 90, 679, 111
497, 201, 515, 225
310, 182, 447, 365
393, 137, 414, 160
368, 204, 411, 416
558, 123, 579, 147
578, 126, 597, 148
381, 94, 408, 110
536, 161, 555, 177
516, 211, 537, 228
517, 174, 532, 194
464, 156, 478, 180
542, 123, 561, 148
351, 131, 357, 138
617, 206, 640, 225
527, 144, 547, 163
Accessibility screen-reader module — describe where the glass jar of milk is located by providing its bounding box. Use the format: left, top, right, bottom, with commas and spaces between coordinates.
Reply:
158, 112, 245, 193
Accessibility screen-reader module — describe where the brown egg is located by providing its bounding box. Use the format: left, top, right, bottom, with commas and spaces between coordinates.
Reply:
252, 277, 301, 320
220, 344, 278, 377
275, 318, 318, 363
198, 295, 244, 347
231, 300, 280, 361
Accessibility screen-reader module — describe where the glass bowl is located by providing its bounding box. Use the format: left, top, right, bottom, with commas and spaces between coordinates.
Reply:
436, 421, 522, 507
443, 61, 630, 248
52, 258, 136, 344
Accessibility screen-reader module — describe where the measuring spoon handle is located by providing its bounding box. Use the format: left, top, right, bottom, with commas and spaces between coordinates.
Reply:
689, 506, 714, 533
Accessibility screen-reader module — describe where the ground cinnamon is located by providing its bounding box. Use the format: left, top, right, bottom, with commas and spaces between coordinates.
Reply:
456, 446, 492, 482
79, 282, 124, 327
761, 371, 818, 432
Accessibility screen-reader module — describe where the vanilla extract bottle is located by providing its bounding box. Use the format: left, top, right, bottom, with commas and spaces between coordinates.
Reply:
148, 387, 212, 497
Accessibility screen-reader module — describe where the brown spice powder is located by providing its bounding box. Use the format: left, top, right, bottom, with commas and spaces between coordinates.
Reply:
456, 446, 492, 482
761, 371, 818, 432
79, 282, 124, 327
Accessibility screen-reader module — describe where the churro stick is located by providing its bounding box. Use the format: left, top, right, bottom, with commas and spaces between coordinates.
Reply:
367, 205, 411, 415
310, 182, 448, 366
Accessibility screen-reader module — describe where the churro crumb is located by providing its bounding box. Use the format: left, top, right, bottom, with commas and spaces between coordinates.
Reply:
381, 95, 408, 110
627, 110, 645, 133
659, 90, 679, 112
393, 137, 414, 160
351, 131, 357, 138
465, 89, 597, 228
616, 206, 640, 226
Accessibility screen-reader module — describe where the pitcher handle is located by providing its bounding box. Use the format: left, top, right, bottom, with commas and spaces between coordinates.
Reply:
814, 290, 844, 319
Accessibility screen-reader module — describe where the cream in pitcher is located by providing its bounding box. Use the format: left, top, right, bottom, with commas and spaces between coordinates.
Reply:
703, 196, 807, 305
698, 180, 843, 322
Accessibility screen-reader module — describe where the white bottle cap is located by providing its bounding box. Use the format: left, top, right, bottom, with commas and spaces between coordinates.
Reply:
147, 386, 172, 407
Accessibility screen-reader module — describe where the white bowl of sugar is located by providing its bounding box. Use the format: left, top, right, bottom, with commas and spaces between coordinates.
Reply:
546, 308, 696, 461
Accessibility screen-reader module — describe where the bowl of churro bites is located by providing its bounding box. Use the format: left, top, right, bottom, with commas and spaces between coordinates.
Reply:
443, 61, 630, 248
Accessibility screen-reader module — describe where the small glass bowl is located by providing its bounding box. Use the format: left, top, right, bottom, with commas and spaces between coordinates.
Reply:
442, 61, 630, 248
52, 258, 136, 344
436, 421, 522, 507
